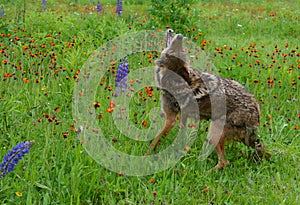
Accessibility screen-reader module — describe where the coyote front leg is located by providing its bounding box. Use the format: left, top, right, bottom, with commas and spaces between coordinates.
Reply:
145, 105, 178, 156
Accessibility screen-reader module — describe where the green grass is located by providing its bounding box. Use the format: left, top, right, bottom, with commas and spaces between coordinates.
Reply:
0, 0, 299, 204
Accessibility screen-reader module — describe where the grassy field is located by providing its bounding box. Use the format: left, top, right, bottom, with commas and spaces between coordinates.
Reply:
0, 0, 299, 204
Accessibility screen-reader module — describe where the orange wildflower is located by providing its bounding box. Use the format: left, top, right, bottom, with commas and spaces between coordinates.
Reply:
4, 72, 12, 77
184, 145, 190, 151
22, 78, 29, 83
142, 120, 147, 127
62, 131, 69, 138
117, 170, 123, 177
54, 107, 59, 113
106, 100, 115, 113
93, 102, 101, 108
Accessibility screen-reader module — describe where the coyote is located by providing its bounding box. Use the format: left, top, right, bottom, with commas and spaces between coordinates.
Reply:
145, 32, 271, 170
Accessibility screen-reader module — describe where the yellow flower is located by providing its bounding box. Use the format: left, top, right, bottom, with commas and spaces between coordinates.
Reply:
15, 192, 23, 197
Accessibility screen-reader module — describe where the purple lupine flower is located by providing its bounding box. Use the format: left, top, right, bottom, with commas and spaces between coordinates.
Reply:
115, 58, 129, 95
96, 0, 102, 12
0, 141, 35, 178
116, 0, 122, 15
1, 6, 4, 17
42, 0, 47, 12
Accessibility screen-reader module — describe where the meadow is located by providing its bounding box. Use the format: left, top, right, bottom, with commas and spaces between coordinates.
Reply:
0, 0, 299, 204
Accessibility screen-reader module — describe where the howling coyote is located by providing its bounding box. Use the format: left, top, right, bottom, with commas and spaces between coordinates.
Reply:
145, 32, 271, 170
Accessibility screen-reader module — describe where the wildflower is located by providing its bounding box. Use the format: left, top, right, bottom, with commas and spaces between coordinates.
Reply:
15, 192, 23, 197
54, 107, 59, 113
70, 125, 75, 131
116, 0, 122, 15
0, 141, 35, 178
145, 87, 154, 97
42, 0, 47, 12
223, 190, 231, 195
204, 185, 209, 192
106, 100, 115, 113
142, 120, 147, 127
23, 78, 29, 83
62, 131, 69, 138
0, 6, 4, 18
117, 170, 123, 177
112, 137, 117, 144
115, 58, 129, 95
93, 101, 101, 108
96, 0, 102, 12
184, 145, 190, 151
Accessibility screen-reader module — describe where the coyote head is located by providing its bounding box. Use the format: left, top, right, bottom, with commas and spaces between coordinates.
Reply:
155, 34, 190, 80
161, 33, 188, 64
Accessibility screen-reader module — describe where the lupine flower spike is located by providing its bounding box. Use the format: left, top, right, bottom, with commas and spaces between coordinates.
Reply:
96, 0, 102, 13
0, 141, 35, 178
42, 0, 47, 12
1, 5, 4, 18
116, 0, 122, 15
115, 58, 129, 96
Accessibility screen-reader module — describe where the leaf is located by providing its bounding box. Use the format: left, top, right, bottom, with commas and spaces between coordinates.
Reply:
34, 182, 52, 192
